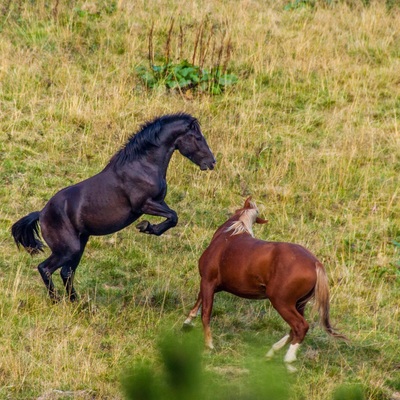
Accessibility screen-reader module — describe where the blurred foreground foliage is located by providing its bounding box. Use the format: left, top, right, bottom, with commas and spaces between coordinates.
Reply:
122, 332, 368, 400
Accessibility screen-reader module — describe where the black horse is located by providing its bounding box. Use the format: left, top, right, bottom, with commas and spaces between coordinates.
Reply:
11, 113, 216, 301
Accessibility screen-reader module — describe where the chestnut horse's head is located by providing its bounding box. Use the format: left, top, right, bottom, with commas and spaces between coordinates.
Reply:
226, 197, 268, 237
240, 196, 269, 225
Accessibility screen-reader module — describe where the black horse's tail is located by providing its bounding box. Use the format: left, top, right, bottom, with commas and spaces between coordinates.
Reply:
11, 211, 44, 255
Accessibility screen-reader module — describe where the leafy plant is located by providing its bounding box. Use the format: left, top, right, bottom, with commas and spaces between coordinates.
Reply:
392, 239, 400, 249
136, 19, 238, 95
136, 60, 238, 95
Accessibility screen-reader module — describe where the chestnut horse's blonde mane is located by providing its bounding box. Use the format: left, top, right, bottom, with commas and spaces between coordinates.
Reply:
225, 207, 258, 237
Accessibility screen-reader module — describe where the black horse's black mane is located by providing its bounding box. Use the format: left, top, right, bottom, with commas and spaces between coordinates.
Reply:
107, 113, 199, 168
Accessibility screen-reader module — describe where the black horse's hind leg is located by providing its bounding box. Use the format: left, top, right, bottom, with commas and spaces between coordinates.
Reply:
60, 237, 87, 302
136, 199, 178, 236
37, 235, 88, 302
38, 254, 65, 302
60, 267, 77, 301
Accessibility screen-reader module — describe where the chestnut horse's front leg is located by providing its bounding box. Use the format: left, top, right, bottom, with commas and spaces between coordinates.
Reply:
200, 282, 215, 350
183, 291, 202, 329
136, 199, 178, 236
266, 334, 291, 359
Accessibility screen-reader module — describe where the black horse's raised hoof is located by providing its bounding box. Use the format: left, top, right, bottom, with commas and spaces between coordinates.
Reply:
136, 220, 151, 233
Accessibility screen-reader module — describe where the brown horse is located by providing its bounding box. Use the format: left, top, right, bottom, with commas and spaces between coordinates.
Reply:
184, 197, 346, 371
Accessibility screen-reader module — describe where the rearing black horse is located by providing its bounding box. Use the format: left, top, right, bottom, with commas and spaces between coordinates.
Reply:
11, 113, 216, 301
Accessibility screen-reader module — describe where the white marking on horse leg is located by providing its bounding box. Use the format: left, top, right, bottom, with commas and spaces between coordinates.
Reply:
265, 348, 275, 359
190, 307, 201, 319
204, 326, 214, 350
284, 343, 300, 373
273, 334, 291, 352
183, 317, 194, 326
284, 343, 300, 364
183, 303, 201, 327
286, 363, 298, 373
266, 334, 290, 359
183, 309, 200, 326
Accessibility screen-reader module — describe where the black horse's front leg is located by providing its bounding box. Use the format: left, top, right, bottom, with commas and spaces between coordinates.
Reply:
136, 199, 178, 236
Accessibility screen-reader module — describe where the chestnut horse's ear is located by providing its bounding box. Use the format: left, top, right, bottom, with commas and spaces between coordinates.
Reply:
256, 217, 268, 224
244, 196, 253, 208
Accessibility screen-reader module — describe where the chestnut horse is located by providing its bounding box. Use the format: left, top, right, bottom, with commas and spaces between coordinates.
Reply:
12, 113, 215, 302
184, 197, 346, 371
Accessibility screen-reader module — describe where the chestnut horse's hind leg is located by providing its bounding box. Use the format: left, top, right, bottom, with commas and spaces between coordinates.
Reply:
269, 299, 310, 372
266, 296, 311, 358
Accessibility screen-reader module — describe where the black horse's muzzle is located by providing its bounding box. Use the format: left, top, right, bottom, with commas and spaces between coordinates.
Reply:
200, 159, 216, 171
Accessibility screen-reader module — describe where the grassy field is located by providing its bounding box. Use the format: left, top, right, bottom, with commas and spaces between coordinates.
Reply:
1, 0, 399, 398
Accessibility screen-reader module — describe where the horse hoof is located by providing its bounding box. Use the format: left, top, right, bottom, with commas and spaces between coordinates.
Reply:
136, 220, 150, 233
285, 363, 298, 373
69, 293, 78, 302
182, 321, 194, 331
205, 343, 215, 351
50, 294, 61, 304
265, 349, 275, 360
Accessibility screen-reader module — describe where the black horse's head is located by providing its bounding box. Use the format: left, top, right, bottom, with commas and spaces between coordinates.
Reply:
175, 118, 216, 171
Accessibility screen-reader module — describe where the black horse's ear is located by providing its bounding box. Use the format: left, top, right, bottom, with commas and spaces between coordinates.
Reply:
188, 118, 200, 132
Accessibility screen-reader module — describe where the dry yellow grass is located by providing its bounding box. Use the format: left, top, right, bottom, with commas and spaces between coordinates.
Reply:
1, 0, 399, 398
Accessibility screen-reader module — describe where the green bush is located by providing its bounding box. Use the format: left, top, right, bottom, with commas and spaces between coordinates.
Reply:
136, 60, 238, 95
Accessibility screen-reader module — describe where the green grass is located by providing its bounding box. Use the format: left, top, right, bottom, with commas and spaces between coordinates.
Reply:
1, 1, 400, 399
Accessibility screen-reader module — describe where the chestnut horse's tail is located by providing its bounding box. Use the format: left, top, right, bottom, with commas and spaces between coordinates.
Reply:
314, 262, 348, 340
11, 211, 44, 255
